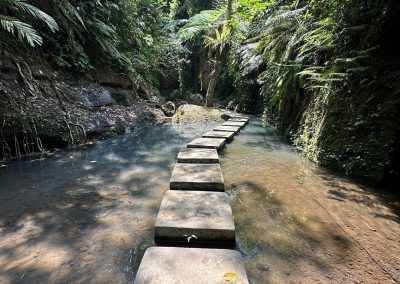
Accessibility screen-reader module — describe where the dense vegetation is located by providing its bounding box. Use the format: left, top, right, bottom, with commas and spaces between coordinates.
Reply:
1, 0, 399, 184
0, 0, 178, 84
173, 0, 400, 184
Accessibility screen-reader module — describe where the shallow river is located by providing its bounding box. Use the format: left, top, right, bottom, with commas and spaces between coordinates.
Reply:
0, 118, 399, 283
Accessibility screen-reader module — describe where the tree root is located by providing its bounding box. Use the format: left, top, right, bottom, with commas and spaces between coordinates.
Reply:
0, 118, 11, 160
11, 58, 37, 97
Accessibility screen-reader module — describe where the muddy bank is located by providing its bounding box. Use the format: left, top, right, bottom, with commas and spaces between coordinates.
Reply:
0, 59, 167, 161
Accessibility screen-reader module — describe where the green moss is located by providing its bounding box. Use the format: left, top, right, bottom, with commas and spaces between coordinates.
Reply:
172, 104, 223, 124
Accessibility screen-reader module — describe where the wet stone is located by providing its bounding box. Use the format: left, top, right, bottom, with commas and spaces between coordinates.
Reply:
213, 125, 241, 133
170, 163, 224, 191
134, 247, 249, 284
221, 121, 246, 129
155, 191, 235, 246
202, 131, 235, 140
187, 137, 226, 150
177, 148, 219, 164
228, 117, 249, 124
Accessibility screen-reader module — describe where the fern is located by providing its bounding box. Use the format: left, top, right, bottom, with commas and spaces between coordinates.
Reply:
0, 15, 42, 46
0, 0, 58, 46
178, 9, 224, 41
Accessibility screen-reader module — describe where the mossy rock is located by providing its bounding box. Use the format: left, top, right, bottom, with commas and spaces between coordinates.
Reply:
172, 104, 223, 124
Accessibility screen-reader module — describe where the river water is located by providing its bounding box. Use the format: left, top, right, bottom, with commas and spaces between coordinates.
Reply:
0, 118, 399, 283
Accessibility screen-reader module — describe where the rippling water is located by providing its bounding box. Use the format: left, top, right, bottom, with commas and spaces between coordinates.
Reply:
221, 118, 400, 283
0, 118, 399, 284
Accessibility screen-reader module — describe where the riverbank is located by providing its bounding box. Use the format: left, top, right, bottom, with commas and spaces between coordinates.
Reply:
0, 59, 169, 161
0, 118, 398, 283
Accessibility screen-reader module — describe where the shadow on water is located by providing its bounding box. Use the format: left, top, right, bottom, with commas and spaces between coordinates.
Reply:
221, 116, 400, 283
1, 116, 399, 283
0, 122, 215, 283
228, 181, 355, 283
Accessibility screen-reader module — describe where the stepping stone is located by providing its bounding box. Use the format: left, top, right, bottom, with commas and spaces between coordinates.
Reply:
202, 130, 235, 140
177, 148, 219, 164
213, 125, 241, 133
229, 117, 249, 124
134, 247, 249, 284
221, 121, 246, 129
155, 191, 235, 246
170, 163, 224, 191
187, 137, 226, 150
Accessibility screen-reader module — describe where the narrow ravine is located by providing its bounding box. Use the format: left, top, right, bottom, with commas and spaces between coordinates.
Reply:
0, 119, 399, 283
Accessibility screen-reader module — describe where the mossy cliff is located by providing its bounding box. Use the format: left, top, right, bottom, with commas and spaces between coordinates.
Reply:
270, 84, 400, 184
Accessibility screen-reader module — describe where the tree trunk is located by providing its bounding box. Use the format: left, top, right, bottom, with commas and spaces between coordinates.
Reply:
205, 61, 223, 107
205, 47, 229, 107
204, 0, 233, 107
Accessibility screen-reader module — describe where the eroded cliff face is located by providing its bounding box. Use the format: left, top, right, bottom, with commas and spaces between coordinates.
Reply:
0, 58, 166, 161
265, 78, 400, 185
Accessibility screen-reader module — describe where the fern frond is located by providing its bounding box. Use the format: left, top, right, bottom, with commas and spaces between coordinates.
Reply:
56, 0, 85, 29
178, 9, 223, 41
9, 0, 58, 32
0, 15, 42, 46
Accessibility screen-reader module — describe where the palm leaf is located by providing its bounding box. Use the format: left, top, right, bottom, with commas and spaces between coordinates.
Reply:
0, 15, 42, 46
178, 9, 223, 41
9, 0, 58, 32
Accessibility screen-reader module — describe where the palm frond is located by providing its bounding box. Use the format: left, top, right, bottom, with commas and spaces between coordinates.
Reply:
178, 9, 224, 41
9, 0, 58, 32
0, 15, 42, 46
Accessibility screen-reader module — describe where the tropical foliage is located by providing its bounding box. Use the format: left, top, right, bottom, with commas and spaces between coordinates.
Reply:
0, 0, 176, 84
174, 0, 398, 112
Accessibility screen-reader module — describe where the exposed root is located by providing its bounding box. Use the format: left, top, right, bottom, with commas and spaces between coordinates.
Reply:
11, 59, 36, 97
0, 118, 11, 160
64, 118, 75, 145
31, 119, 44, 153
13, 132, 21, 157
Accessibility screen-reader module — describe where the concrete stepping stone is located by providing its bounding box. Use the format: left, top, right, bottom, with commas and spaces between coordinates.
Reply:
134, 247, 249, 284
187, 137, 226, 150
170, 163, 224, 191
221, 121, 246, 129
155, 191, 235, 247
177, 148, 219, 164
202, 130, 235, 140
229, 117, 249, 125
213, 125, 241, 133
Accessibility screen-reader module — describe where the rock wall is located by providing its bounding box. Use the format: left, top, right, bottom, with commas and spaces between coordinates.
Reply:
0, 59, 165, 160
267, 81, 400, 185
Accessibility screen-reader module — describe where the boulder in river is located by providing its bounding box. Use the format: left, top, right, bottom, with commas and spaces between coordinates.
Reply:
161, 101, 176, 117
172, 104, 223, 124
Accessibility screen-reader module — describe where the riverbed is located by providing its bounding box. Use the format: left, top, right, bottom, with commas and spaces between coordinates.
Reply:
0, 118, 399, 283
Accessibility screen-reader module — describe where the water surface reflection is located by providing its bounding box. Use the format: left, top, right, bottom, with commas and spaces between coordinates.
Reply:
221, 119, 400, 283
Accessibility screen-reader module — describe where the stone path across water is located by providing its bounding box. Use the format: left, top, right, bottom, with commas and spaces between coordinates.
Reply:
134, 247, 249, 284
187, 137, 226, 150
228, 117, 249, 124
221, 121, 247, 129
170, 163, 225, 191
213, 125, 241, 133
202, 130, 235, 140
134, 113, 250, 284
177, 148, 219, 163
154, 190, 235, 247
